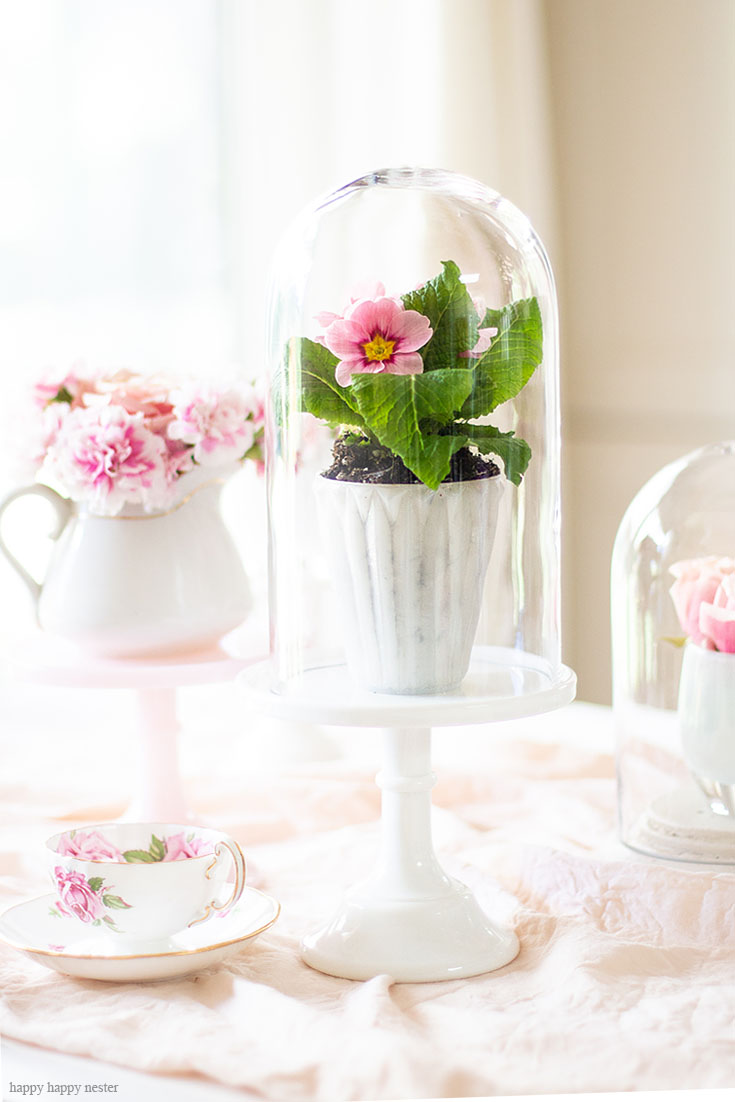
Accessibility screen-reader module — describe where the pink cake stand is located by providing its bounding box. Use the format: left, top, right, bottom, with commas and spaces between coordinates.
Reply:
10, 633, 255, 822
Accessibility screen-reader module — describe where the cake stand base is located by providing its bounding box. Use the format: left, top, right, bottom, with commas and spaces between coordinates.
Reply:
301, 725, 519, 982
302, 881, 519, 983
628, 783, 735, 864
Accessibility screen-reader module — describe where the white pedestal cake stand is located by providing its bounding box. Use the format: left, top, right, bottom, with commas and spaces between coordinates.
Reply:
241, 645, 576, 983
10, 634, 251, 823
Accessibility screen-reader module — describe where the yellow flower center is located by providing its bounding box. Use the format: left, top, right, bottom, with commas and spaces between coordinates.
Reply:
362, 333, 395, 362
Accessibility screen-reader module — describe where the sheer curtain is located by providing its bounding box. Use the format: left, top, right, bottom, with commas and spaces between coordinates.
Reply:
0, 0, 558, 656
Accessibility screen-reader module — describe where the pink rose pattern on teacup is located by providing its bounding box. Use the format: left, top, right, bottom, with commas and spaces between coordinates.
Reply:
56, 829, 124, 862
670, 556, 735, 652
50, 867, 131, 931
54, 829, 216, 864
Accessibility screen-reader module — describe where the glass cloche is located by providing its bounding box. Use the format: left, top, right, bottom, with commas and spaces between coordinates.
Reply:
260, 166, 575, 723
612, 441, 735, 863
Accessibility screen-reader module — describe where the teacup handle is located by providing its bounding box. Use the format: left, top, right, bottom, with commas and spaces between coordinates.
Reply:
188, 839, 247, 927
0, 484, 72, 608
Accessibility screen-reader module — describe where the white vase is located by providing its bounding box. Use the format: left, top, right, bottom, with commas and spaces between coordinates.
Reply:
314, 475, 504, 694
678, 642, 735, 815
0, 469, 252, 658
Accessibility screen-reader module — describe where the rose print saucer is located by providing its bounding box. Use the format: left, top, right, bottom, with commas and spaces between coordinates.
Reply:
0, 887, 280, 982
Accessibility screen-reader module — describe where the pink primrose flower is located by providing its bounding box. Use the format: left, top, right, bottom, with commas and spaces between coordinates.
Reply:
459, 295, 498, 359
168, 383, 257, 467
323, 297, 433, 386
670, 556, 735, 649
56, 831, 124, 862
163, 832, 215, 861
47, 404, 170, 515
53, 866, 106, 924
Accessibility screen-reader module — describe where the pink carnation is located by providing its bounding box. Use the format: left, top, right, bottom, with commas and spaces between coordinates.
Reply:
56, 831, 123, 862
53, 867, 106, 924
168, 383, 257, 467
163, 832, 214, 861
46, 404, 170, 515
323, 297, 433, 386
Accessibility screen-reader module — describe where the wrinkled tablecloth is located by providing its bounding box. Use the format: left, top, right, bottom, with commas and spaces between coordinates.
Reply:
0, 683, 734, 1100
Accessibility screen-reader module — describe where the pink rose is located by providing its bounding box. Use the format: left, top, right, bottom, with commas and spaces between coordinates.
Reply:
53, 867, 106, 923
670, 557, 735, 649
699, 573, 735, 654
56, 831, 123, 862
163, 832, 214, 861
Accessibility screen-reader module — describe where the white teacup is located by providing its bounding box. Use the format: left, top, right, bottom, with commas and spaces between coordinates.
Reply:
46, 822, 246, 942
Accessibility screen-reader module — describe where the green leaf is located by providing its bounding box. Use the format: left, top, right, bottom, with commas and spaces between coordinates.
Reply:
49, 906, 61, 918
460, 423, 532, 485
461, 297, 543, 418
351, 370, 474, 489
149, 834, 166, 861
102, 915, 120, 930
289, 337, 366, 429
102, 894, 132, 910
87, 876, 104, 892
122, 849, 158, 863
401, 260, 479, 371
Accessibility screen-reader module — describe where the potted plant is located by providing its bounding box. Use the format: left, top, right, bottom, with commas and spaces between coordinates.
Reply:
670, 555, 735, 813
282, 259, 543, 694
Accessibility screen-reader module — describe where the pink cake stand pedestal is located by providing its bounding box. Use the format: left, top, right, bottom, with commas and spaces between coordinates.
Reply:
10, 633, 254, 823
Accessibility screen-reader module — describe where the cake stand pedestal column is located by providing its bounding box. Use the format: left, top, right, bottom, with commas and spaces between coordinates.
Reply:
302, 726, 519, 982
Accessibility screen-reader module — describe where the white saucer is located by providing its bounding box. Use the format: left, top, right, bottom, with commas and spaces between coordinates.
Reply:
0, 888, 280, 982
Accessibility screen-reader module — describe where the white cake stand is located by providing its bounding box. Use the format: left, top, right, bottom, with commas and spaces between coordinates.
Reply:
10, 633, 253, 823
241, 645, 576, 982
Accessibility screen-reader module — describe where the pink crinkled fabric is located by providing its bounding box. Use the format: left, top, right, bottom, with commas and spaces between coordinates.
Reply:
0, 693, 734, 1100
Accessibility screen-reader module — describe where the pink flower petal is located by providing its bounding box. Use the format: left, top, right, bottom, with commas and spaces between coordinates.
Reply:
385, 352, 425, 375
699, 602, 735, 653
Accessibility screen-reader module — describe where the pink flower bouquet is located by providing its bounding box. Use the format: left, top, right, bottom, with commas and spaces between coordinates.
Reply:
670, 556, 735, 652
29, 367, 264, 516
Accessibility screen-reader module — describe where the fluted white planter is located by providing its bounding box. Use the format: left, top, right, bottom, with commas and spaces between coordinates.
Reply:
315, 475, 504, 694
679, 642, 735, 815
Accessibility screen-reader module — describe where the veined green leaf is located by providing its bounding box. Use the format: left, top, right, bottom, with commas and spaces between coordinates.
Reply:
87, 876, 104, 892
401, 260, 479, 371
122, 849, 158, 864
351, 369, 474, 489
461, 297, 543, 418
460, 423, 532, 485
292, 337, 366, 430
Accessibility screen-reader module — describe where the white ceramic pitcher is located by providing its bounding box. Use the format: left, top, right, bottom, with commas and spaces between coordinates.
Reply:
0, 470, 252, 658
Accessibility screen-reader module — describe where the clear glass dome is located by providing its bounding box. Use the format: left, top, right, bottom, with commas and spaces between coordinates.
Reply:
612, 441, 735, 862
262, 166, 575, 723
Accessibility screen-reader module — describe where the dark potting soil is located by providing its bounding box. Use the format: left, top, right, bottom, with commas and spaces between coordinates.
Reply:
322, 434, 500, 485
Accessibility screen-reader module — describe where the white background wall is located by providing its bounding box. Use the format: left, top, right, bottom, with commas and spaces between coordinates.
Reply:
0, 0, 732, 702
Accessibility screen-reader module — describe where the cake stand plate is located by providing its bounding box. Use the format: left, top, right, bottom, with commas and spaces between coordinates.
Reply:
240, 645, 576, 727
10, 633, 254, 822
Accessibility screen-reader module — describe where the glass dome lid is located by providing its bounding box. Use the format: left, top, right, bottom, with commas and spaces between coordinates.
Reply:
261, 166, 575, 724
612, 440, 735, 863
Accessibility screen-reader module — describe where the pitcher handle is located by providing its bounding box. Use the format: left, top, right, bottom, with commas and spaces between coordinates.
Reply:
0, 485, 72, 608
